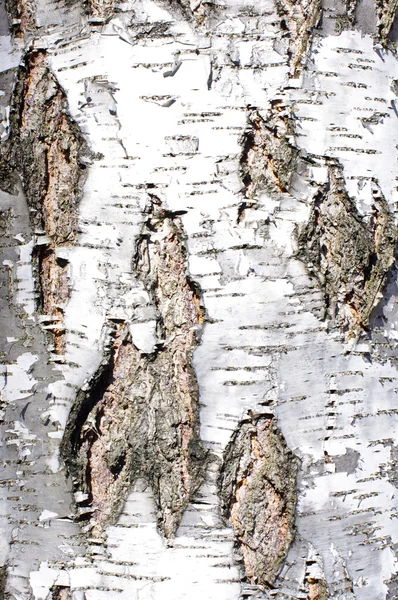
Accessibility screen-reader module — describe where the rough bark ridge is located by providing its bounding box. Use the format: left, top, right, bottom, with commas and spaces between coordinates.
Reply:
375, 0, 398, 43
219, 414, 297, 587
62, 199, 206, 538
297, 161, 396, 339
4, 50, 88, 353
240, 102, 298, 200
274, 0, 322, 75
4, 0, 36, 37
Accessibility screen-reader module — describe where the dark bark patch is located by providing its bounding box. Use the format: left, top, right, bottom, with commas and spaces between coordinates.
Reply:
5, 50, 89, 352
219, 413, 297, 587
62, 199, 207, 538
297, 162, 397, 339
274, 0, 322, 76
240, 104, 298, 200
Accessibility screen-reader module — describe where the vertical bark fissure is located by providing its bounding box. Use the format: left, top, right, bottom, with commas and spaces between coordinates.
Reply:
62, 198, 206, 538
219, 414, 297, 587
296, 161, 397, 339
5, 50, 89, 354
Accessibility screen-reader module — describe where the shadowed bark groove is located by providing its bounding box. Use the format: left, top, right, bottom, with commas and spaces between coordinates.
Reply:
62, 198, 206, 538
274, 0, 322, 76
5, 50, 88, 353
219, 414, 297, 587
297, 162, 397, 339
240, 102, 298, 201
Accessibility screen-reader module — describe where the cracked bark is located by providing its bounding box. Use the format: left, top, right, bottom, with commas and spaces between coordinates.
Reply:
2, 0, 398, 597
274, 0, 322, 76
297, 161, 396, 339
62, 199, 206, 538
4, 50, 88, 353
240, 102, 298, 200
219, 414, 297, 587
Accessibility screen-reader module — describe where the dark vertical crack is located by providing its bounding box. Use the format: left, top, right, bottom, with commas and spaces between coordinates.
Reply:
239, 102, 298, 204
218, 413, 297, 587
5, 50, 89, 353
296, 161, 397, 339
274, 0, 322, 76
62, 198, 206, 538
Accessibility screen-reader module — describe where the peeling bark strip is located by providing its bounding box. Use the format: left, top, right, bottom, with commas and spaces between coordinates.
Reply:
274, 0, 321, 76
375, 0, 398, 43
7, 50, 88, 351
62, 199, 206, 538
240, 103, 298, 200
297, 163, 396, 338
219, 414, 297, 587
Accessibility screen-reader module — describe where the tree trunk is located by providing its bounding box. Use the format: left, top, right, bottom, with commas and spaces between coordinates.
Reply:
1, 0, 398, 598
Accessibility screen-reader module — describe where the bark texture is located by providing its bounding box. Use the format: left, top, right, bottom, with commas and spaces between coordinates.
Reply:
62, 199, 206, 538
219, 414, 297, 586
1, 0, 398, 597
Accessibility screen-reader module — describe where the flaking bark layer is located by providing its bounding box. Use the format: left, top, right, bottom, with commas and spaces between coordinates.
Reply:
62, 200, 206, 538
240, 103, 298, 200
297, 162, 397, 339
6, 50, 88, 352
274, 0, 321, 76
219, 414, 297, 587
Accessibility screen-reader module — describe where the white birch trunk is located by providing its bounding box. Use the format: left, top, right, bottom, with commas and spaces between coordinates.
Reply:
1, 0, 398, 598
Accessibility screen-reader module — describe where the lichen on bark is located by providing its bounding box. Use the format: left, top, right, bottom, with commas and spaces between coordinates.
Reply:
62, 198, 206, 538
5, 50, 88, 352
297, 162, 397, 339
218, 413, 297, 587
274, 0, 322, 76
240, 102, 298, 200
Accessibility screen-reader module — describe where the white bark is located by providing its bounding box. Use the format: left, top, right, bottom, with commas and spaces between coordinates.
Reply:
1, 0, 398, 598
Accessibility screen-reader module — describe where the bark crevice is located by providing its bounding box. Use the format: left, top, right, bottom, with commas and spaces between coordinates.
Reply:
218, 413, 297, 587
62, 198, 207, 538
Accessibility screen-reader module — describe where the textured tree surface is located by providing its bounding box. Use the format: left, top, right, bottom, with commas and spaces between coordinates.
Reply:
62, 200, 206, 538
219, 414, 297, 587
1, 0, 398, 598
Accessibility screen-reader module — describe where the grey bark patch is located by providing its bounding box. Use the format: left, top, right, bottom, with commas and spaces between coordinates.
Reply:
62, 199, 207, 538
274, 0, 322, 75
5, 49, 90, 353
296, 161, 397, 339
0, 565, 7, 599
218, 413, 297, 587
333, 447, 360, 474
240, 102, 298, 200
375, 0, 398, 44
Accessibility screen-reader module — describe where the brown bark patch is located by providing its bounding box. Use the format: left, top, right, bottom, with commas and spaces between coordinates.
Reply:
7, 50, 88, 352
297, 162, 397, 339
240, 103, 298, 199
62, 200, 206, 538
219, 414, 297, 586
375, 0, 398, 44
274, 0, 322, 76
